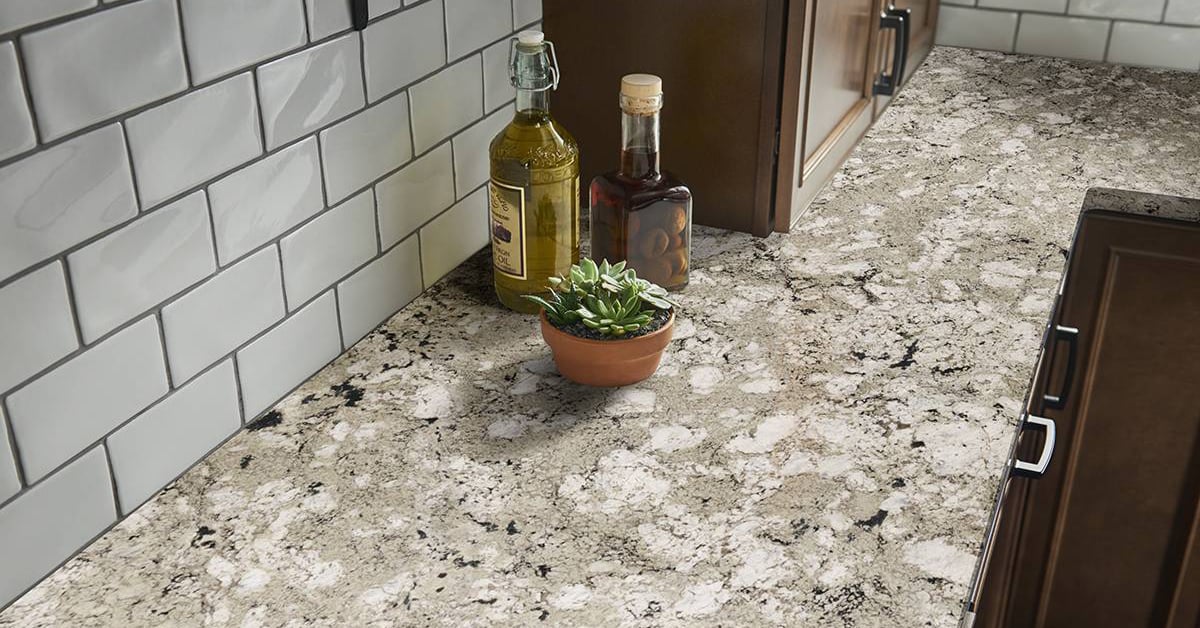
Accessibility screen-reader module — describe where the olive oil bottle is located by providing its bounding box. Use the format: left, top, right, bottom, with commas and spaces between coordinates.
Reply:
489, 31, 580, 313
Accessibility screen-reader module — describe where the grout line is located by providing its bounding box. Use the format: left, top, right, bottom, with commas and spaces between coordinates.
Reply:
332, 286, 347, 351
1102, 19, 1116, 62
117, 123, 145, 212
277, 242, 292, 311
174, 0, 195, 87
230, 354, 246, 425
11, 39, 43, 146
1011, 13, 1022, 53
57, 259, 87, 350
99, 441, 124, 518
154, 311, 175, 389
356, 26, 370, 105
0, 397, 28, 493
249, 69, 269, 150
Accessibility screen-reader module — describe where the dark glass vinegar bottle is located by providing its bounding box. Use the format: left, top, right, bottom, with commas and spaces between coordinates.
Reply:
590, 74, 691, 291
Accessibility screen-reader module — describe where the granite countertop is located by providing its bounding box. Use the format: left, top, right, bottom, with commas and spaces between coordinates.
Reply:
4, 48, 1200, 627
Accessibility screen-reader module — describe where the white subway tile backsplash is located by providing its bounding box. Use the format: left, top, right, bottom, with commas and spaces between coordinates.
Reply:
513, 0, 541, 27
418, 186, 488, 286
1069, 0, 1166, 22
0, 0, 94, 35
0, 124, 136, 278
107, 360, 240, 513
453, 105, 511, 199
319, 93, 413, 203
376, 144, 455, 249
337, 235, 422, 347
481, 39, 511, 113
20, 0, 186, 140
1166, 0, 1200, 26
162, 247, 284, 383
257, 33, 365, 150
8, 316, 166, 481
1108, 20, 1200, 69
1016, 14, 1111, 61
237, 291, 341, 417
209, 137, 324, 265
980, 0, 1068, 10
180, 0, 307, 84
0, 447, 114, 608
445, 0, 512, 61
280, 190, 377, 308
306, 0, 352, 40
125, 73, 262, 209
0, 263, 78, 394
0, 406, 19, 503
936, 6, 1021, 52
370, 0, 404, 18
68, 192, 216, 343
0, 43, 35, 161
362, 0, 445, 102
409, 56, 484, 153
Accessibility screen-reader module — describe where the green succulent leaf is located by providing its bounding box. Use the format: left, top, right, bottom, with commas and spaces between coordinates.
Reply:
521, 257, 677, 339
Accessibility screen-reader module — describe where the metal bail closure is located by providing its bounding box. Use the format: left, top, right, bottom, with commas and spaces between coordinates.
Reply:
508, 33, 560, 92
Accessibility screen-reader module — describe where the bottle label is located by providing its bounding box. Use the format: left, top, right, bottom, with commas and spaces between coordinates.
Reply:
488, 179, 526, 279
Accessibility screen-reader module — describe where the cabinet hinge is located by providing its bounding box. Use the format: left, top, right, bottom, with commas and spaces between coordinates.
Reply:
773, 129, 780, 156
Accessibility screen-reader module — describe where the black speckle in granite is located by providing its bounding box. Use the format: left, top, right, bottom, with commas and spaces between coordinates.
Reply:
911, 440, 926, 449
190, 526, 216, 549
330, 380, 365, 407
891, 478, 906, 488
239, 455, 253, 469
506, 521, 519, 535
856, 510, 889, 529
535, 564, 551, 577
306, 482, 323, 495
889, 340, 919, 369
246, 410, 282, 431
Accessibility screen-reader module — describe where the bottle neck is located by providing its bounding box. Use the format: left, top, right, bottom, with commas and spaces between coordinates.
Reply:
620, 109, 661, 179
517, 88, 550, 119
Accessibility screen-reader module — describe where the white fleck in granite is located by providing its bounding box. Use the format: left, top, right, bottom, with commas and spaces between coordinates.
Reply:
4, 48, 1200, 627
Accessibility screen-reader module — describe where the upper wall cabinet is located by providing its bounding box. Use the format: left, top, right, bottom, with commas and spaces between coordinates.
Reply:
545, 0, 938, 237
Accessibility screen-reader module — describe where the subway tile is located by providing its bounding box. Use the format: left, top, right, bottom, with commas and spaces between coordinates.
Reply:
0, 406, 19, 503
1069, 0, 1166, 22
0, 447, 114, 609
0, 0, 95, 35
1166, 0, 1200, 25
409, 56, 483, 153
941, 0, 974, 5
1108, 21, 1200, 70
512, 0, 542, 27
162, 246, 284, 384
8, 317, 166, 482
445, 0, 511, 61
306, 0, 353, 40
482, 39, 512, 113
362, 0, 445, 102
280, 190, 377, 309
319, 93, 413, 203
257, 33, 365, 150
419, 186, 488, 286
337, 235, 422, 347
0, 42, 35, 161
107, 360, 240, 513
935, 6, 1020, 52
376, 144, 455, 249
20, 0, 187, 140
0, 262, 78, 394
180, 0, 307, 84
980, 0, 1068, 10
68, 192, 215, 343
237, 291, 340, 417
1016, 14, 1110, 62
453, 105, 511, 199
209, 137, 324, 265
0, 124, 136, 278
126, 73, 262, 209
370, 0, 404, 18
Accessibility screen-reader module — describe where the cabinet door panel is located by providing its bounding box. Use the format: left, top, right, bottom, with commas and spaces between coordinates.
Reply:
804, 0, 875, 161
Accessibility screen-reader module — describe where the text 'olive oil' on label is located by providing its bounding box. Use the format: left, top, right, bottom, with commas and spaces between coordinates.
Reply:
489, 179, 526, 279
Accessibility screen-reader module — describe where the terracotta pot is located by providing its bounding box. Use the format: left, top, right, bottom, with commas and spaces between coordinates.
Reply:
539, 311, 675, 387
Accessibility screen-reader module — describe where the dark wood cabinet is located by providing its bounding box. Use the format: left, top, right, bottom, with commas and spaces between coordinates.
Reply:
544, 0, 938, 237
967, 206, 1200, 628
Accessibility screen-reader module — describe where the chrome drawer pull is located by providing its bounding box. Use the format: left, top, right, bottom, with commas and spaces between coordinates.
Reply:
1013, 414, 1056, 477
1042, 325, 1079, 409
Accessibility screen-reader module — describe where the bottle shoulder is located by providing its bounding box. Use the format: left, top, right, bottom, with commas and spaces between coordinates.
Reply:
490, 115, 579, 171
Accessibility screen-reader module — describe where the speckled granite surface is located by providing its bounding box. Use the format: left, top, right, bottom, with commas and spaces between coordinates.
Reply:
4, 48, 1200, 628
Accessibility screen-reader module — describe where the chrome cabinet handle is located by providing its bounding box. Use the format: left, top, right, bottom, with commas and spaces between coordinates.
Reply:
1013, 414, 1056, 477
1042, 325, 1079, 410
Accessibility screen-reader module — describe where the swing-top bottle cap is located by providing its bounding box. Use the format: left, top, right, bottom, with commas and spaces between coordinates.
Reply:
517, 30, 545, 46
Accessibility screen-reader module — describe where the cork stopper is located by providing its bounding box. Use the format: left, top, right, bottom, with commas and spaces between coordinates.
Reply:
620, 74, 663, 115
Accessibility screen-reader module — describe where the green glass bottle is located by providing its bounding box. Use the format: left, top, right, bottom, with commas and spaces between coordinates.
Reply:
488, 30, 580, 313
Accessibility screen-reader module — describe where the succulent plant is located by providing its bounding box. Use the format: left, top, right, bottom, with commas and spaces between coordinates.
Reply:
523, 258, 677, 337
